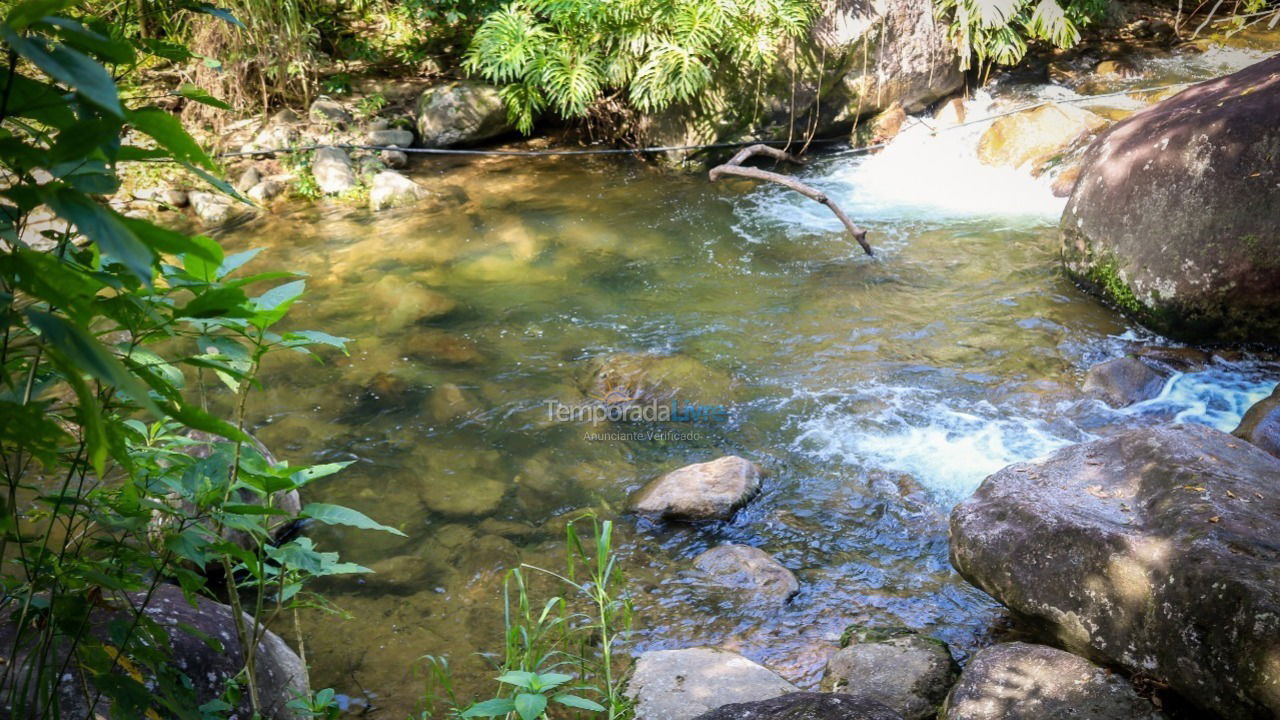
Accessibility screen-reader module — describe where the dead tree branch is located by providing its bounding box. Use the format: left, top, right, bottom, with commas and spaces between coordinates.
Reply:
709, 144, 873, 256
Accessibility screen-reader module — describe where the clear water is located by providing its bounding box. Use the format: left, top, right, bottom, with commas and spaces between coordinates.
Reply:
220, 41, 1279, 717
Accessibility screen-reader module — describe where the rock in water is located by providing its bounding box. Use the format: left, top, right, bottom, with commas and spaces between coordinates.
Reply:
0, 584, 308, 719
692, 692, 904, 720
950, 424, 1280, 718
416, 82, 512, 147
977, 102, 1107, 172
311, 146, 357, 195
626, 647, 797, 720
1082, 356, 1167, 407
1233, 384, 1280, 458
630, 456, 763, 522
369, 170, 427, 211
822, 629, 957, 720
584, 352, 735, 406
1061, 54, 1280, 345
693, 545, 799, 603
942, 643, 1163, 720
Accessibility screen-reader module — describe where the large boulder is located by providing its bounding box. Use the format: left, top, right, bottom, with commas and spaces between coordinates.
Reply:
693, 544, 799, 603
1061, 54, 1280, 344
977, 102, 1107, 173
822, 628, 958, 720
415, 81, 513, 147
630, 456, 763, 522
950, 424, 1280, 718
941, 643, 1163, 720
0, 584, 307, 719
1233, 384, 1280, 458
626, 647, 797, 720
637, 0, 962, 155
693, 692, 904, 720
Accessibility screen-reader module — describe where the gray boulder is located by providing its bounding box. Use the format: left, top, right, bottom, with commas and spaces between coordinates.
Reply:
693, 692, 903, 720
188, 190, 241, 227
309, 96, 352, 126
626, 647, 797, 720
369, 170, 427, 211
311, 146, 357, 195
0, 584, 307, 719
942, 643, 1163, 720
823, 628, 957, 720
367, 128, 414, 147
1233, 384, 1280, 458
1082, 356, 1167, 407
416, 81, 513, 147
693, 544, 799, 603
1061, 54, 1280, 344
950, 424, 1280, 719
630, 456, 763, 522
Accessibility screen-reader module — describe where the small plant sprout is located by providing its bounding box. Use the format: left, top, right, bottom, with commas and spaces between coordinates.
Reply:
461, 670, 606, 720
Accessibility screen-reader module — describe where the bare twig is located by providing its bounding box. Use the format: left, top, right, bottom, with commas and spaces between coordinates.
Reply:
709, 144, 873, 256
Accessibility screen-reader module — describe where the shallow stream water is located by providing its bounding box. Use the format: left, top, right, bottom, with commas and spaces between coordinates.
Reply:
221, 39, 1279, 717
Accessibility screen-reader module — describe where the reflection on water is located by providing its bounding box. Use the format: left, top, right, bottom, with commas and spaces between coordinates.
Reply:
218, 49, 1278, 715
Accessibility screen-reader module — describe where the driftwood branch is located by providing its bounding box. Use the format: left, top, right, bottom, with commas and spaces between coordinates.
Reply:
709, 144, 873, 256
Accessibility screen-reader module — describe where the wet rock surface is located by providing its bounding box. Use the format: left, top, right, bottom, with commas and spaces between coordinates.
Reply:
1233, 384, 1280, 458
693, 544, 799, 603
630, 456, 763, 522
977, 102, 1107, 173
692, 692, 904, 720
627, 647, 797, 720
942, 643, 1163, 720
822, 628, 957, 720
950, 424, 1280, 719
1082, 355, 1167, 407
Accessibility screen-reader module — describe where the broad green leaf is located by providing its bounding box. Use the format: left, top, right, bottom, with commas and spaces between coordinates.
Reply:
126, 107, 215, 170
553, 693, 606, 711
301, 503, 405, 536
37, 16, 134, 64
280, 330, 351, 351
182, 235, 225, 282
163, 402, 250, 443
217, 248, 259, 279
3, 72, 75, 125
5, 0, 75, 31
176, 83, 231, 110
189, 3, 245, 28
535, 673, 572, 690
460, 699, 516, 718
176, 286, 252, 318
26, 309, 159, 415
0, 400, 68, 468
0, 28, 122, 116
497, 671, 537, 689
43, 187, 152, 283
289, 461, 350, 487
222, 504, 288, 516
513, 692, 548, 720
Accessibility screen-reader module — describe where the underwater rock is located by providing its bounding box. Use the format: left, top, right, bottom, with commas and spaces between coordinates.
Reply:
247, 178, 285, 203
1082, 355, 1167, 407
418, 449, 509, 518
822, 628, 957, 720
369, 170, 428, 211
692, 545, 799, 603
977, 102, 1107, 173
629, 456, 762, 522
403, 329, 483, 366
426, 383, 481, 423
0, 584, 308, 719
372, 275, 458, 330
693, 692, 904, 720
1061, 54, 1280, 344
415, 81, 513, 147
584, 352, 735, 406
950, 424, 1280, 719
942, 643, 1162, 720
627, 647, 797, 720
1233, 384, 1280, 458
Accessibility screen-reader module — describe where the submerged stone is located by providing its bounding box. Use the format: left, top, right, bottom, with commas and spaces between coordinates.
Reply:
693, 544, 799, 603
1082, 355, 1167, 407
693, 692, 904, 720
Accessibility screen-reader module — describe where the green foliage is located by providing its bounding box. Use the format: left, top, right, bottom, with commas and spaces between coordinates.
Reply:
0, 0, 390, 715
935, 0, 1108, 70
463, 0, 819, 134
422, 516, 632, 720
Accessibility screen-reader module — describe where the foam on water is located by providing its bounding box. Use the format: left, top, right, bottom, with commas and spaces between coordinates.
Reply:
1125, 370, 1277, 431
790, 365, 1275, 503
